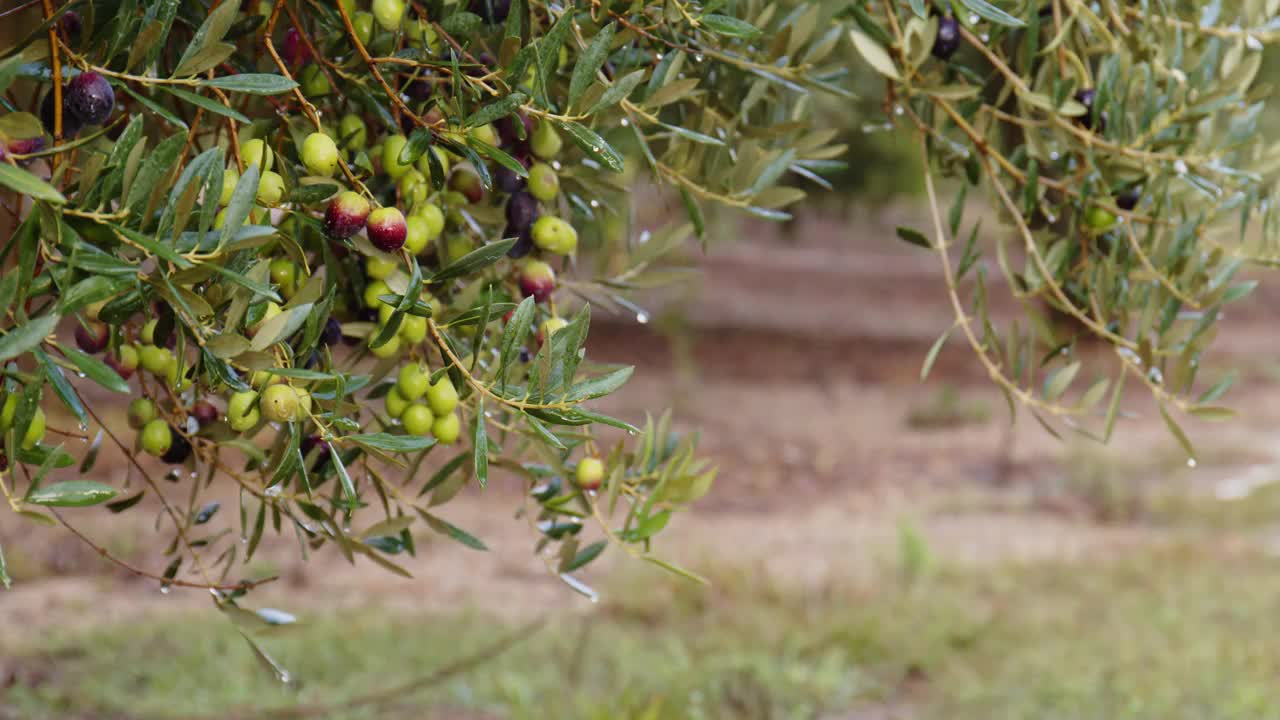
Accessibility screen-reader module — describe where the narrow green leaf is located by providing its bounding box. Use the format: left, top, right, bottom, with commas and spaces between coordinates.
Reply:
473, 400, 488, 488
498, 297, 535, 389
569, 23, 616, 108
587, 69, 647, 114
465, 92, 528, 128
1043, 361, 1081, 402
26, 481, 117, 507
327, 443, 358, 507
199, 74, 299, 95
958, 0, 1026, 27
62, 347, 131, 394
173, 0, 239, 76
896, 226, 931, 249
566, 366, 633, 401
346, 432, 437, 453
562, 539, 607, 572
700, 13, 762, 38
1159, 403, 1196, 463
554, 121, 625, 173
160, 86, 250, 122
0, 314, 57, 362
418, 509, 489, 550
0, 165, 65, 204
430, 239, 517, 283
920, 327, 952, 381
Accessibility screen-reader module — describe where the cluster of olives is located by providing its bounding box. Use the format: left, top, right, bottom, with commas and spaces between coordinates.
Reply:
382, 363, 461, 444
12, 0, 612, 484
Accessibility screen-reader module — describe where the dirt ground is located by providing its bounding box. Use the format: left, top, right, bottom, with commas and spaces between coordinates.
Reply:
4, 204, 1280, 648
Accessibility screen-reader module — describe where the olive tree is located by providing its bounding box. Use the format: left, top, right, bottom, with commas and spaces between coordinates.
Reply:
0, 0, 1273, 639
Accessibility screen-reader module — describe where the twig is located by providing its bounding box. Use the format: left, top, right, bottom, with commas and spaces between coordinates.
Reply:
50, 509, 277, 591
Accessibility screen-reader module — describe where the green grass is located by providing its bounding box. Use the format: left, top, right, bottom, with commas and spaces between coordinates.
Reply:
10, 541, 1280, 719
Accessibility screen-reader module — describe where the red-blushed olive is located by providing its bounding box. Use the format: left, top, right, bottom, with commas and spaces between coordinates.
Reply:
107, 345, 139, 380
531, 216, 578, 255
21, 408, 45, 450
401, 403, 434, 435
141, 418, 172, 457
227, 390, 261, 432
161, 428, 192, 464
396, 362, 431, 401
932, 16, 961, 60
527, 162, 559, 202
283, 27, 311, 67
301, 132, 339, 177
449, 168, 485, 204
75, 321, 110, 354
430, 411, 461, 444
128, 398, 157, 430
367, 207, 408, 251
66, 72, 115, 125
191, 401, 219, 427
575, 457, 605, 490
325, 191, 372, 239
530, 121, 562, 159
518, 259, 556, 303
261, 383, 301, 423
8, 136, 46, 157
426, 376, 459, 416
537, 316, 569, 346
